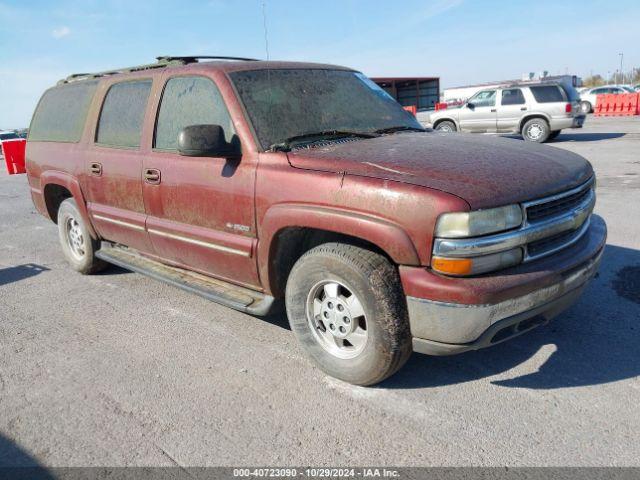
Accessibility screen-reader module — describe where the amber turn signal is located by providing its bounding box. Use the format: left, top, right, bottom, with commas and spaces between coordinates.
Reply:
432, 257, 474, 276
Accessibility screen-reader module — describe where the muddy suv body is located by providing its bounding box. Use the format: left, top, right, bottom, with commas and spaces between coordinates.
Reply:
26, 57, 606, 385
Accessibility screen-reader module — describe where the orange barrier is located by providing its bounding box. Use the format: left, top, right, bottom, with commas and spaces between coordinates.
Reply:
2, 139, 27, 174
595, 93, 639, 116
435, 102, 448, 111
403, 105, 417, 116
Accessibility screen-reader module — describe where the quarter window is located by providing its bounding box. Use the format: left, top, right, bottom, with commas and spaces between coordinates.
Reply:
155, 76, 235, 151
29, 81, 98, 143
530, 85, 565, 103
501, 89, 525, 106
96, 80, 152, 148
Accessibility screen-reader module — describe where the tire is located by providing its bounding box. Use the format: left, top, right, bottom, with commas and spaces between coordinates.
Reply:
285, 243, 412, 386
57, 198, 107, 274
548, 130, 561, 140
435, 120, 456, 133
522, 118, 550, 143
580, 101, 592, 114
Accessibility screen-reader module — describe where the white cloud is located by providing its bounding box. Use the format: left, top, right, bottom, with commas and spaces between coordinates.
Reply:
52, 26, 71, 39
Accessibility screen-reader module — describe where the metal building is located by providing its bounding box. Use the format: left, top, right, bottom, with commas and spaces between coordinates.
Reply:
371, 77, 440, 111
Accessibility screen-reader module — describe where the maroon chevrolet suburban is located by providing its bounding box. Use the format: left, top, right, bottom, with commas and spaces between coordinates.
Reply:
26, 56, 606, 385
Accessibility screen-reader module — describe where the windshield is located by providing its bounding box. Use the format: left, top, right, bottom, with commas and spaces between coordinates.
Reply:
229, 69, 422, 149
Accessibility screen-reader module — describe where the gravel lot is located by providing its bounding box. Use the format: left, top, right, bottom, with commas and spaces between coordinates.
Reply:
1, 116, 639, 468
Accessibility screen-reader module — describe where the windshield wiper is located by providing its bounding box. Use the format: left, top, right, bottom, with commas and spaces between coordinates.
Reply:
374, 126, 425, 134
269, 130, 378, 152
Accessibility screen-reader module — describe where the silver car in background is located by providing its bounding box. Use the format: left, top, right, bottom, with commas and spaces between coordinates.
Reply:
578, 85, 629, 114
422, 83, 585, 143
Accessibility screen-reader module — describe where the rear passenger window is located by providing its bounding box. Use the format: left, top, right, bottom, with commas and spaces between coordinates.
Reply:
530, 86, 565, 103
29, 81, 98, 143
96, 80, 152, 148
501, 89, 525, 105
154, 76, 235, 151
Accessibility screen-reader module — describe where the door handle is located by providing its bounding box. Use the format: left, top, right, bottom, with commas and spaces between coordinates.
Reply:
89, 162, 102, 176
490, 109, 497, 112
144, 168, 161, 184
520, 107, 527, 111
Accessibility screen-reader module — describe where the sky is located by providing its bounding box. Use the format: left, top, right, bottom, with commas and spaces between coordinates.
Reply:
1, 0, 639, 128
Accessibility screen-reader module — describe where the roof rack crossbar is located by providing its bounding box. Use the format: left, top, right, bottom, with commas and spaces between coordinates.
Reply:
58, 55, 260, 84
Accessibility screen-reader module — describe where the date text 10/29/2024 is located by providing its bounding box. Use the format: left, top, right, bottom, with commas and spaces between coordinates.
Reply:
233, 468, 400, 478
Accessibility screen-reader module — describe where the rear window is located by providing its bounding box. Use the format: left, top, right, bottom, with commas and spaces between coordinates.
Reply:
530, 85, 565, 103
96, 80, 152, 148
29, 81, 98, 142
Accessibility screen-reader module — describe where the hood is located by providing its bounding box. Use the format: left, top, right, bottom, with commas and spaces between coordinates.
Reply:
287, 132, 593, 209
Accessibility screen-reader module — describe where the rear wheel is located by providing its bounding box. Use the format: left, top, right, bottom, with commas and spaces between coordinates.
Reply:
580, 101, 592, 114
435, 120, 456, 133
57, 198, 107, 274
522, 118, 550, 143
285, 243, 412, 386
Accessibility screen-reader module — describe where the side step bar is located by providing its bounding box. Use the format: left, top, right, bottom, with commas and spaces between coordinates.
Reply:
96, 247, 277, 316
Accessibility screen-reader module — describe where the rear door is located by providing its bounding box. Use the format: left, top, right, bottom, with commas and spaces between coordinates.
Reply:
84, 79, 155, 253
496, 88, 527, 132
458, 89, 497, 133
141, 73, 260, 288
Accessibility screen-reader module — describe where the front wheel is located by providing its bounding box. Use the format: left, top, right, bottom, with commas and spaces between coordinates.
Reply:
522, 118, 550, 143
435, 120, 456, 133
285, 243, 412, 386
57, 198, 107, 274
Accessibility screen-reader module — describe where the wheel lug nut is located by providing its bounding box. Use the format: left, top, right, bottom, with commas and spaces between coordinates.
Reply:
327, 302, 333, 309
337, 304, 344, 312
339, 326, 346, 333
343, 316, 350, 323
323, 311, 329, 319
329, 324, 335, 330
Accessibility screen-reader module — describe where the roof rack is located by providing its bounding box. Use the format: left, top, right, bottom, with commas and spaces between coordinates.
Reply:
58, 55, 260, 84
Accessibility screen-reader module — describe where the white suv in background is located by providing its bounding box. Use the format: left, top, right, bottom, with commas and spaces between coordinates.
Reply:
578, 85, 629, 113
423, 83, 585, 143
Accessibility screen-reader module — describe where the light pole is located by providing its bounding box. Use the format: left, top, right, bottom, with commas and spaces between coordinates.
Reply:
619, 53, 624, 84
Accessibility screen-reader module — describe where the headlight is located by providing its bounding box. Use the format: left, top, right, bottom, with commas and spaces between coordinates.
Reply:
435, 204, 523, 238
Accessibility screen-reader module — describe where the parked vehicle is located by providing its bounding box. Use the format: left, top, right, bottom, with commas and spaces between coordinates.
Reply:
634, 84, 640, 92
26, 57, 606, 385
424, 83, 584, 143
579, 85, 629, 113
0, 130, 21, 159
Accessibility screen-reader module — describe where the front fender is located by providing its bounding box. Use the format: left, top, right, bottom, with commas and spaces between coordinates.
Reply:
257, 203, 421, 293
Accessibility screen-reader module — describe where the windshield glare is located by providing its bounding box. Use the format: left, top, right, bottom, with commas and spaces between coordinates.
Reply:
230, 69, 422, 149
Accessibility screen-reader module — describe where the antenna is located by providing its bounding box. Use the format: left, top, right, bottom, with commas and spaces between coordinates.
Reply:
262, 0, 270, 60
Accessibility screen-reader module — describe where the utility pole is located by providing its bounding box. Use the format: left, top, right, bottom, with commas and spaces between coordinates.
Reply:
619, 53, 624, 84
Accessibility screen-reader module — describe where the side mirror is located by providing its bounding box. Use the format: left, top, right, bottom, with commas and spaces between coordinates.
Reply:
466, 102, 475, 109
177, 124, 240, 158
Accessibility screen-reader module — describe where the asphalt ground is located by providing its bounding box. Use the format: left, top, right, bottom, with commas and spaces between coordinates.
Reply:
0, 116, 639, 467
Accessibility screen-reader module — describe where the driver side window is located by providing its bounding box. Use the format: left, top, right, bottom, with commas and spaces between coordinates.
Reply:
469, 90, 496, 108
154, 76, 236, 151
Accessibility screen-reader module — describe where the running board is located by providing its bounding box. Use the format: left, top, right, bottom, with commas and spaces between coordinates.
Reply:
95, 247, 277, 316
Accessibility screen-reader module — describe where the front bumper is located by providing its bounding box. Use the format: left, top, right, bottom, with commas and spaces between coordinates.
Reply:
403, 215, 606, 355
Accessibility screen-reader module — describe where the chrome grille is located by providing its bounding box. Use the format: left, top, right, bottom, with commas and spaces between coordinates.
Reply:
526, 186, 592, 223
